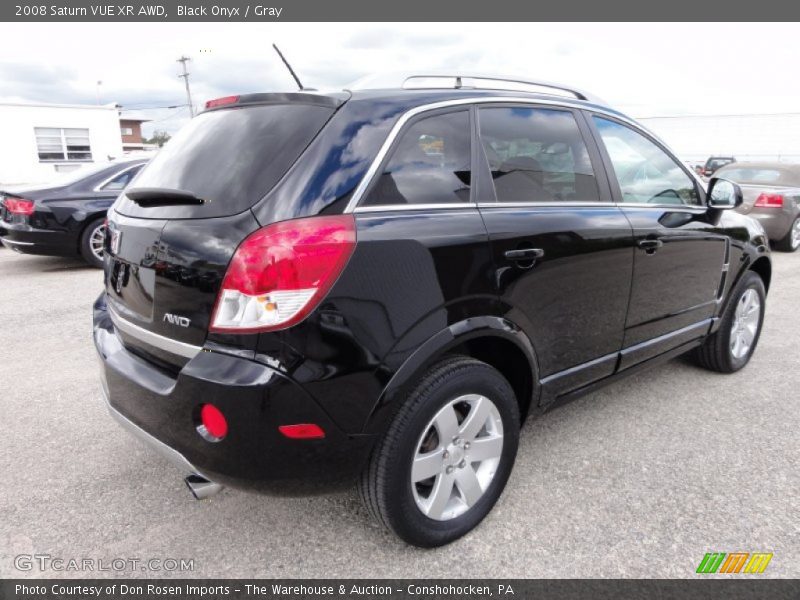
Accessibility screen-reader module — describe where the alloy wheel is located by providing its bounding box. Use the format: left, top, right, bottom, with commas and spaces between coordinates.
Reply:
411, 394, 504, 521
89, 223, 106, 262
730, 288, 761, 359
791, 218, 800, 250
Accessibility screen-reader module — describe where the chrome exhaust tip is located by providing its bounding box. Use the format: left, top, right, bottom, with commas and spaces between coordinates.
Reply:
184, 474, 223, 500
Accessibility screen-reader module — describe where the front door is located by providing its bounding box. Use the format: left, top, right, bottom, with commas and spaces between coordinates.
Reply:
475, 104, 634, 403
589, 115, 727, 369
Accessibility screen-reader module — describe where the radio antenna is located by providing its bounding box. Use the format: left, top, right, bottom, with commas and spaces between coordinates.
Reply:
272, 44, 304, 91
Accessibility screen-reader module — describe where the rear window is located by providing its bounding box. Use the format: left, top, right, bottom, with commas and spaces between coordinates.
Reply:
719, 167, 799, 186
114, 104, 334, 219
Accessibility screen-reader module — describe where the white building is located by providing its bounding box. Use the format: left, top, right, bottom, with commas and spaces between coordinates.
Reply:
0, 101, 124, 185
639, 112, 800, 166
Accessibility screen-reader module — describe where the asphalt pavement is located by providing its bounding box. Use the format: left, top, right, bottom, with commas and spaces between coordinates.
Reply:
1, 247, 798, 578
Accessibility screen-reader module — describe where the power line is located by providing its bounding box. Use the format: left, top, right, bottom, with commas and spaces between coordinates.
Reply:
176, 55, 195, 117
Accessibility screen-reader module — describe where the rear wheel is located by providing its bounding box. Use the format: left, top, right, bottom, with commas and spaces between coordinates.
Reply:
775, 216, 800, 252
79, 218, 106, 268
359, 356, 520, 547
691, 271, 765, 373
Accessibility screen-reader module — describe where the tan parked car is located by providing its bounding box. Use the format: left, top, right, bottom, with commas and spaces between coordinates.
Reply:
716, 162, 800, 252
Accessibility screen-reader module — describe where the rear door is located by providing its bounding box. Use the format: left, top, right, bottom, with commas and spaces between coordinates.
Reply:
475, 104, 634, 403
105, 101, 337, 369
588, 114, 727, 368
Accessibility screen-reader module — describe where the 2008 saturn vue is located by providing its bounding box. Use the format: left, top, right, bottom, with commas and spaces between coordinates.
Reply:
94, 74, 771, 547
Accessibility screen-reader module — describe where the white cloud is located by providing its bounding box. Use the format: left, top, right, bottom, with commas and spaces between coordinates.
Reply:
1, 22, 799, 137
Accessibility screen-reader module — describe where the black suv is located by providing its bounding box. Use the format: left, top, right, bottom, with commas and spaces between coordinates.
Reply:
94, 75, 771, 547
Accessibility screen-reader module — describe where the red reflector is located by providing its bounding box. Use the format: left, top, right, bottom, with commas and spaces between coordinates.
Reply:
200, 404, 228, 440
205, 95, 240, 109
5, 197, 34, 215
210, 215, 356, 333
278, 424, 326, 439
754, 193, 784, 208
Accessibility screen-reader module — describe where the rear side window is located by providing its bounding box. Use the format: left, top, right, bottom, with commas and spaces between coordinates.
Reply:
114, 104, 333, 218
479, 107, 601, 203
362, 111, 471, 207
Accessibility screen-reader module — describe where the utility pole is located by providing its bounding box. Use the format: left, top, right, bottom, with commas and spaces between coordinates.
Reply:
177, 55, 195, 117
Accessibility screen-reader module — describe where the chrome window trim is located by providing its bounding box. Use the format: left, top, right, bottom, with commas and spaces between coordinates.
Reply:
92, 163, 144, 193
108, 304, 202, 359
354, 202, 476, 213
342, 97, 654, 215
476, 201, 612, 209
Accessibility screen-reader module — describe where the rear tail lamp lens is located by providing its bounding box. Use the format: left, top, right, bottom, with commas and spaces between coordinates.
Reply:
754, 193, 784, 208
4, 197, 35, 215
210, 215, 356, 333
198, 404, 228, 441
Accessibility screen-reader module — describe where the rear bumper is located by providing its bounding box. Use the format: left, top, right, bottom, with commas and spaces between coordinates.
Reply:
744, 207, 796, 242
0, 219, 75, 256
93, 294, 375, 494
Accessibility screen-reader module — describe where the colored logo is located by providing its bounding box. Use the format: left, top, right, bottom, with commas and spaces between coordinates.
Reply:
696, 552, 773, 574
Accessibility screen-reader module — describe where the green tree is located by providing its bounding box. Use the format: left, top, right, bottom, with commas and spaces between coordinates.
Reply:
146, 130, 172, 147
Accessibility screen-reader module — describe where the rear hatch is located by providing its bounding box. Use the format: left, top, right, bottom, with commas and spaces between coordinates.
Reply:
105, 95, 341, 369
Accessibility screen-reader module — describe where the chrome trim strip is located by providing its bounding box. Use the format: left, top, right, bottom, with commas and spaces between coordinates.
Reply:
342, 96, 668, 214
354, 202, 476, 213
0, 237, 35, 246
108, 305, 202, 359
102, 385, 206, 477
92, 163, 143, 193
621, 319, 711, 355
477, 201, 612, 209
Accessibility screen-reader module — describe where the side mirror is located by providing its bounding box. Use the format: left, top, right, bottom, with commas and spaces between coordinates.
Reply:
707, 177, 743, 209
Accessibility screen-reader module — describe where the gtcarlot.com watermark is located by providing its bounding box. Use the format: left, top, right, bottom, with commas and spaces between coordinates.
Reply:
14, 554, 195, 573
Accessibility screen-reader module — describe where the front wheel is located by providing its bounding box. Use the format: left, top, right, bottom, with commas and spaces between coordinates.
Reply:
358, 356, 520, 547
691, 271, 766, 373
79, 218, 106, 268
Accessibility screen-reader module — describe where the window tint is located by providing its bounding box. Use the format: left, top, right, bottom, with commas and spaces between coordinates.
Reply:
115, 103, 334, 219
362, 111, 471, 206
479, 107, 600, 203
102, 165, 143, 191
593, 117, 699, 206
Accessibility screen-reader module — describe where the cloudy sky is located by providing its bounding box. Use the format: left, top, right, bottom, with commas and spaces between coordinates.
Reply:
2, 22, 799, 138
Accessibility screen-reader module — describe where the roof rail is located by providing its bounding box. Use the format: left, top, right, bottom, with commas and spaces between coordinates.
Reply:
346, 72, 608, 106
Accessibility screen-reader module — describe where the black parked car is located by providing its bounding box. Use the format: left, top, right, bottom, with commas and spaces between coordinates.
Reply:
703, 155, 736, 178
0, 158, 147, 267
94, 75, 771, 547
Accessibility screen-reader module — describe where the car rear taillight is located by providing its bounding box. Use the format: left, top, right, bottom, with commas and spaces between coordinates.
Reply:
4, 197, 34, 216
210, 215, 356, 333
754, 193, 784, 208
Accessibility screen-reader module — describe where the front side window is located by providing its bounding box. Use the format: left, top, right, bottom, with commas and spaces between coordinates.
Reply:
34, 127, 92, 162
593, 117, 699, 206
362, 111, 471, 206
479, 107, 601, 203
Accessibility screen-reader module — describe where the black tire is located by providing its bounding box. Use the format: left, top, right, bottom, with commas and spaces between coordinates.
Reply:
774, 217, 800, 252
691, 271, 766, 373
358, 355, 520, 547
79, 218, 106, 268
